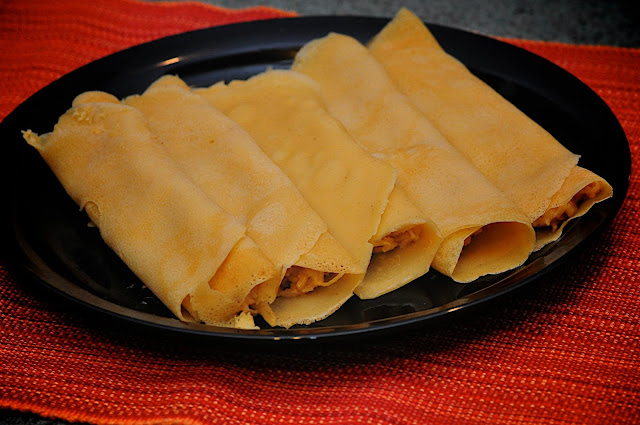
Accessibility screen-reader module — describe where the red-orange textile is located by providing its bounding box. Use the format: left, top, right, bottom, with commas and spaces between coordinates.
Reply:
0, 1, 639, 424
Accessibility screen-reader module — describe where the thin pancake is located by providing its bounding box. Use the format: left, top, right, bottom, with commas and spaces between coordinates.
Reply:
369, 8, 612, 249
198, 70, 442, 298
293, 33, 535, 282
533, 166, 613, 249
23, 97, 277, 329
122, 76, 363, 328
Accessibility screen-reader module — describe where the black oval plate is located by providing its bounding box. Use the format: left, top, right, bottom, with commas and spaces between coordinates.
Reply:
0, 17, 630, 342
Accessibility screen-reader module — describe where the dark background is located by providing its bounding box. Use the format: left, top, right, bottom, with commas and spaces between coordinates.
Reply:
191, 0, 640, 46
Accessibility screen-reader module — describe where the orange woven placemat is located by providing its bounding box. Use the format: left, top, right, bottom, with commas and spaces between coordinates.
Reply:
1, 1, 639, 424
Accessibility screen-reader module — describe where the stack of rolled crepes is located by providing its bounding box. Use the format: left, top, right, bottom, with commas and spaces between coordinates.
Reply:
23, 8, 612, 329
365, 9, 613, 250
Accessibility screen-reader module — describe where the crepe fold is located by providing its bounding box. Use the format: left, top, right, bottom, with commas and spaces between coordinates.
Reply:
292, 33, 536, 282
197, 70, 442, 299
122, 75, 363, 328
369, 8, 613, 250
22, 95, 278, 329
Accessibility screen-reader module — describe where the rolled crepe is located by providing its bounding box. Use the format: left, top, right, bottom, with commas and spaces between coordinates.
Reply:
293, 33, 535, 282
22, 97, 277, 329
198, 70, 442, 299
122, 75, 363, 327
369, 8, 613, 250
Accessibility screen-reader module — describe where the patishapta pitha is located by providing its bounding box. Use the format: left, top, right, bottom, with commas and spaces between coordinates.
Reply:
23, 95, 277, 329
198, 70, 442, 298
122, 75, 363, 327
369, 9, 613, 250
293, 33, 535, 282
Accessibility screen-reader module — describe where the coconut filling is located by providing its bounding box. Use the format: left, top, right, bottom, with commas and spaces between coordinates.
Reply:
179, 275, 279, 327
181, 225, 425, 326
235, 224, 425, 321
372, 225, 423, 254
533, 182, 602, 232
278, 267, 345, 298
181, 266, 350, 327
247, 225, 426, 317
242, 267, 348, 322
239, 281, 278, 323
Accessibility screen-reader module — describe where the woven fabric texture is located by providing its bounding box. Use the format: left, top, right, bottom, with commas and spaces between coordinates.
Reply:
0, 1, 639, 424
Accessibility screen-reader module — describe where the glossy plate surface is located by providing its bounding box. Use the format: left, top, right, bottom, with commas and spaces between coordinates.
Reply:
0, 17, 630, 341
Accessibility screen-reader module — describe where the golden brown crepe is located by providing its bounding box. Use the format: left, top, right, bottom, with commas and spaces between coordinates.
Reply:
122, 75, 363, 327
22, 95, 277, 329
197, 70, 442, 298
533, 166, 613, 249
293, 33, 536, 282
369, 8, 613, 250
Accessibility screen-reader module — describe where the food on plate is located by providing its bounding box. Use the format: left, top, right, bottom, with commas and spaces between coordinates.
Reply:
122, 75, 364, 327
368, 8, 612, 250
197, 70, 443, 299
22, 95, 277, 329
293, 32, 536, 282
19, 8, 615, 329
532, 166, 613, 248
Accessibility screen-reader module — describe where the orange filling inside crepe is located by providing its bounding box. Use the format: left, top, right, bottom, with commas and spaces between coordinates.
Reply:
372, 226, 423, 254
278, 267, 345, 298
533, 182, 602, 232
